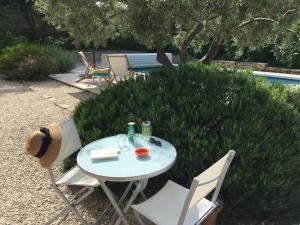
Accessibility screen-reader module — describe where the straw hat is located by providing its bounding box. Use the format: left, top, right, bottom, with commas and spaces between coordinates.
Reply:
26, 123, 62, 168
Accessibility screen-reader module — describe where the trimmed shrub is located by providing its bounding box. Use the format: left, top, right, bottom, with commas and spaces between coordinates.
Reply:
73, 64, 300, 225
42, 45, 75, 73
0, 43, 53, 80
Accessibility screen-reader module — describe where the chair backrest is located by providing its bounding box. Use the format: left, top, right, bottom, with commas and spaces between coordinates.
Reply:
100, 54, 110, 68
50, 118, 82, 167
107, 54, 131, 80
178, 150, 236, 225
78, 51, 96, 70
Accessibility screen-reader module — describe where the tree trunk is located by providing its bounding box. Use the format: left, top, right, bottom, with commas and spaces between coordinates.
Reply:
179, 46, 189, 64
156, 49, 172, 66
201, 34, 223, 64
179, 22, 204, 63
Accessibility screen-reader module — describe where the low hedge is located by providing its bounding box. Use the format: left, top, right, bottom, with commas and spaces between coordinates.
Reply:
0, 43, 53, 80
73, 64, 300, 225
42, 45, 75, 73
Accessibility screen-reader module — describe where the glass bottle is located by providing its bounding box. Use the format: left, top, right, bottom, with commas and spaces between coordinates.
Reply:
142, 121, 152, 141
128, 122, 135, 143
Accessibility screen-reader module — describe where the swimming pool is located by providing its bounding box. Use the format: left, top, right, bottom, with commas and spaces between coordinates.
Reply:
259, 76, 300, 85
132, 66, 161, 74
253, 71, 300, 86
132, 67, 300, 86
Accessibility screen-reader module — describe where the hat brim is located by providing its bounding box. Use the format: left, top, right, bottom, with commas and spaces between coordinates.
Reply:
39, 123, 62, 168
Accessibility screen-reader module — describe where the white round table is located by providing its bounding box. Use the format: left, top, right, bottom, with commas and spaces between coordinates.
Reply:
77, 134, 177, 225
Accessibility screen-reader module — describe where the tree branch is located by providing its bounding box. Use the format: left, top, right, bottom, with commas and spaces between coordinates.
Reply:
180, 22, 204, 49
281, 8, 296, 19
236, 17, 279, 29
236, 8, 298, 30
200, 34, 223, 64
179, 21, 204, 63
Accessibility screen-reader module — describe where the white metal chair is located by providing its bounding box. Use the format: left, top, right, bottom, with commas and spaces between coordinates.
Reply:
45, 118, 100, 225
107, 54, 145, 82
131, 150, 236, 225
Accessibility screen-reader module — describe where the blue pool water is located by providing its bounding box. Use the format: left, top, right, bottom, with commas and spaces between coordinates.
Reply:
267, 77, 300, 85
258, 76, 300, 85
132, 67, 160, 74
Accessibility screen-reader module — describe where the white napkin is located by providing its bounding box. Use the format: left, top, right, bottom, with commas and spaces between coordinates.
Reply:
90, 146, 120, 160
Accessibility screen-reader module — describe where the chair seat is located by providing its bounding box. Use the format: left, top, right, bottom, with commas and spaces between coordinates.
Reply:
93, 68, 111, 77
93, 73, 111, 77
56, 165, 100, 187
132, 180, 216, 225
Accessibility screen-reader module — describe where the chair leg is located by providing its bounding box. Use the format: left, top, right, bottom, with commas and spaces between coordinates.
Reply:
109, 75, 115, 87
45, 204, 71, 225
134, 210, 146, 225
76, 67, 91, 82
112, 74, 118, 83
45, 193, 93, 225
46, 185, 92, 225
96, 77, 102, 88
57, 190, 89, 225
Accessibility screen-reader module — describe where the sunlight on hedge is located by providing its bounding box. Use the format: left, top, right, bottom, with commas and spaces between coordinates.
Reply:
73, 64, 300, 225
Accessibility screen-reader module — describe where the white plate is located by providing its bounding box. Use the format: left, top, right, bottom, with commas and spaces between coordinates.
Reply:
90, 146, 120, 160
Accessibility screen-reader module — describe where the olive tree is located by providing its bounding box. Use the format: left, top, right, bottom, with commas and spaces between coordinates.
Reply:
36, 0, 300, 65
174, 0, 300, 63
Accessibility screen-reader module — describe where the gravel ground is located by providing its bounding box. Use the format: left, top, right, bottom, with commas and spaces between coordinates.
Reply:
0, 77, 146, 225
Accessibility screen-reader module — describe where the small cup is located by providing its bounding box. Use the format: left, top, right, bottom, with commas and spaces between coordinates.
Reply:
117, 134, 130, 152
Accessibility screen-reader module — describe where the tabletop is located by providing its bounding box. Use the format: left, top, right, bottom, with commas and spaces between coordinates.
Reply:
77, 134, 177, 182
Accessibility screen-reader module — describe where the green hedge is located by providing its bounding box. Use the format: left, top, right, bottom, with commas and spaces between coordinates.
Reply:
42, 45, 75, 73
0, 43, 53, 80
73, 64, 300, 225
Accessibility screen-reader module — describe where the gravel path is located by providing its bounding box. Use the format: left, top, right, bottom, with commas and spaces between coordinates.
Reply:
0, 78, 146, 225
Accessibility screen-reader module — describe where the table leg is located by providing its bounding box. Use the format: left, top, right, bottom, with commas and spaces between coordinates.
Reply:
115, 179, 148, 225
98, 179, 130, 225
118, 181, 134, 205
139, 179, 148, 200
95, 181, 134, 224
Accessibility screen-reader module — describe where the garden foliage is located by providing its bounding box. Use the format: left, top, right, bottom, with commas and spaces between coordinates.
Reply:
37, 0, 300, 64
0, 0, 70, 51
0, 43, 53, 80
42, 45, 75, 73
73, 64, 300, 225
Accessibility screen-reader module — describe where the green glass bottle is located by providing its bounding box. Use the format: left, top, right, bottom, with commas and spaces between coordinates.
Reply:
128, 122, 135, 143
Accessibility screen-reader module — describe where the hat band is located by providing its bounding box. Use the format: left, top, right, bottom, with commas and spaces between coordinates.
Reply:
35, 127, 53, 158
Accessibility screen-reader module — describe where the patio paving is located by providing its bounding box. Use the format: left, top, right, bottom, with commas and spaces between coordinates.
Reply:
49, 64, 105, 95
